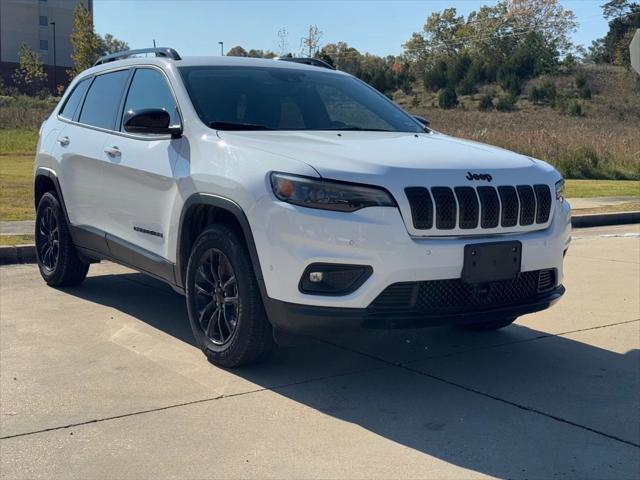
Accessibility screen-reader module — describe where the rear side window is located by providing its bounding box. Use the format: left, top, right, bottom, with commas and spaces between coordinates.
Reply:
121, 68, 179, 130
79, 70, 129, 130
59, 78, 90, 120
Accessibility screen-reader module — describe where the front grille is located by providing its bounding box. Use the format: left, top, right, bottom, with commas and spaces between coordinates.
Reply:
369, 269, 557, 313
406, 184, 552, 231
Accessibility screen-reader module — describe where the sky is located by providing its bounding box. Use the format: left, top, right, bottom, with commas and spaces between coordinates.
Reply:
94, 0, 610, 58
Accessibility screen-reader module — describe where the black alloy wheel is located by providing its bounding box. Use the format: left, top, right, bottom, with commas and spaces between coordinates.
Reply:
36, 205, 59, 273
194, 248, 239, 345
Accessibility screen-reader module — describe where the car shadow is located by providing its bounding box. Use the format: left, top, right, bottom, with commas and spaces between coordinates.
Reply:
63, 270, 640, 479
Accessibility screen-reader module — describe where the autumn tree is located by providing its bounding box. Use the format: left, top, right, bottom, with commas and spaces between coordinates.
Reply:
99, 33, 129, 55
319, 42, 362, 74
227, 45, 248, 57
68, 3, 101, 77
12, 43, 48, 95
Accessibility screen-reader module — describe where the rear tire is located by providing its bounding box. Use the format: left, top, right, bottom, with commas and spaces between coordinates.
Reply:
464, 316, 517, 331
35, 192, 89, 287
185, 225, 276, 367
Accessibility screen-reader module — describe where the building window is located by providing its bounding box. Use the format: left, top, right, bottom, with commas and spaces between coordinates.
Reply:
39, 15, 48, 26
40, 40, 49, 50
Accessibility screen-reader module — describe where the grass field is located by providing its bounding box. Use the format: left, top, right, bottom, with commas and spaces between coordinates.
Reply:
0, 234, 34, 246
0, 154, 34, 221
396, 65, 640, 181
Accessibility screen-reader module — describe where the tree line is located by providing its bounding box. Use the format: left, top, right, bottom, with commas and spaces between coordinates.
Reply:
7, 0, 639, 101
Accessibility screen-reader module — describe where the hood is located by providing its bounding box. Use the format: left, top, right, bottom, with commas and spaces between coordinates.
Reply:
217, 130, 536, 175
217, 130, 559, 190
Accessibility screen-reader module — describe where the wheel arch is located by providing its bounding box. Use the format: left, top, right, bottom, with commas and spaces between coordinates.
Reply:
176, 194, 266, 297
34, 167, 71, 225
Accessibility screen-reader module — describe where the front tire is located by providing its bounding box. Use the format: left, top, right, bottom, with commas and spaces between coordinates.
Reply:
35, 192, 89, 287
185, 225, 275, 367
464, 316, 518, 331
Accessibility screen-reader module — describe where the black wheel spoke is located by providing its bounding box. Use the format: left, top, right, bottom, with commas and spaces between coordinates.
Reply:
223, 296, 238, 305
197, 265, 214, 286
207, 307, 221, 338
195, 283, 212, 297
198, 301, 216, 331
222, 275, 236, 290
209, 252, 220, 283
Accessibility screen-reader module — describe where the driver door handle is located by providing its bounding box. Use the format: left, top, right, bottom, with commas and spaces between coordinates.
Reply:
57, 136, 70, 146
104, 146, 121, 157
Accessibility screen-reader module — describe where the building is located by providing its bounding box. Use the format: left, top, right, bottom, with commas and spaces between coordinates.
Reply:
0, 0, 93, 91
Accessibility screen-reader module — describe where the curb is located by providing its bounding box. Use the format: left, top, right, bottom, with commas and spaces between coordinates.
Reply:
0, 244, 37, 265
571, 211, 640, 228
0, 213, 638, 266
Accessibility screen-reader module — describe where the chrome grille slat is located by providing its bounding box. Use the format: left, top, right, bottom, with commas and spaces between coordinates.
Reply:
406, 184, 552, 231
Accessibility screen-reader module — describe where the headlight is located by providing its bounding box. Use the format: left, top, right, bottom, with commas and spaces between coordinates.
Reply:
555, 179, 565, 203
270, 173, 396, 212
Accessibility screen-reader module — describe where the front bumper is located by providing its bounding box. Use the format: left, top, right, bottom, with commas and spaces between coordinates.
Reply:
265, 285, 565, 333
250, 196, 571, 310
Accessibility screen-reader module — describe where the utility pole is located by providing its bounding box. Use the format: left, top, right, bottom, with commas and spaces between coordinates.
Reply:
49, 21, 57, 93
218, 41, 224, 56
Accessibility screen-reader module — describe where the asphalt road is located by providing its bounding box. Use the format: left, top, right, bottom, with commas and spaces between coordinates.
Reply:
1, 225, 638, 479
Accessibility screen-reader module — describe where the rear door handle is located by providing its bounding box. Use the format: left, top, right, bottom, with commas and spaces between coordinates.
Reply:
104, 146, 121, 157
57, 136, 70, 146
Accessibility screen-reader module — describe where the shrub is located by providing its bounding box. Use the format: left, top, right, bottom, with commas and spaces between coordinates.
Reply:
575, 74, 588, 89
456, 75, 477, 95
566, 101, 583, 117
438, 87, 458, 109
496, 94, 517, 112
578, 85, 592, 99
478, 94, 494, 111
497, 67, 522, 96
529, 81, 557, 105
423, 60, 448, 92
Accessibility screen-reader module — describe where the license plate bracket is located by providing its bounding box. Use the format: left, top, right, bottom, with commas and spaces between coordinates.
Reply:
461, 241, 522, 284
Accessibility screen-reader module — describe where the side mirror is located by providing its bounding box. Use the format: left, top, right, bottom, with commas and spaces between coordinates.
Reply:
414, 115, 430, 128
123, 108, 182, 138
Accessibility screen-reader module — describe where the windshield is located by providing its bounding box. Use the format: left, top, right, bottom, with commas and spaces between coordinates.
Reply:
179, 66, 423, 133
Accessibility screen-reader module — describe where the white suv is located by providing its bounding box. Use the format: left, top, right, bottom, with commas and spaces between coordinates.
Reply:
34, 48, 571, 366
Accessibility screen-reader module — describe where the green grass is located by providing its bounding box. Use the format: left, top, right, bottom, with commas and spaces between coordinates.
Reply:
0, 154, 34, 221
565, 180, 640, 198
0, 129, 38, 155
572, 201, 640, 215
0, 234, 34, 246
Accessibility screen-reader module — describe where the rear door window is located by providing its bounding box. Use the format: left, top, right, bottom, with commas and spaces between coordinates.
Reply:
59, 77, 90, 120
121, 68, 179, 130
78, 69, 130, 130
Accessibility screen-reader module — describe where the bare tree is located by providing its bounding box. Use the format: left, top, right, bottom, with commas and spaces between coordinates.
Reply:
276, 27, 289, 56
300, 25, 323, 57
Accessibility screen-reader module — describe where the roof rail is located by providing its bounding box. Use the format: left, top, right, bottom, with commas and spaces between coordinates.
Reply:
94, 47, 181, 66
274, 57, 336, 70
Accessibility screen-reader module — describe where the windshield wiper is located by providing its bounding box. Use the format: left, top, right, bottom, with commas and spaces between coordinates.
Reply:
208, 121, 273, 131
324, 127, 394, 132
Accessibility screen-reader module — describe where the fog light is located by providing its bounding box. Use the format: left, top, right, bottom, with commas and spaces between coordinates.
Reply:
299, 263, 373, 295
309, 271, 324, 283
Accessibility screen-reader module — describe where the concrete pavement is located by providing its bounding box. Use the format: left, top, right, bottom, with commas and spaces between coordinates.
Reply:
1, 224, 639, 479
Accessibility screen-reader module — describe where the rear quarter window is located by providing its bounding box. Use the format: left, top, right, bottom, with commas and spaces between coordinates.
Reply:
58, 78, 90, 120
78, 69, 130, 130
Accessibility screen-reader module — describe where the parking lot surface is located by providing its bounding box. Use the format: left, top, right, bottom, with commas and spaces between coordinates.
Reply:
1, 225, 639, 479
